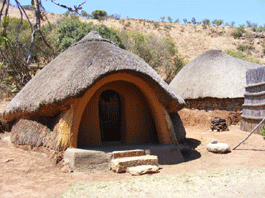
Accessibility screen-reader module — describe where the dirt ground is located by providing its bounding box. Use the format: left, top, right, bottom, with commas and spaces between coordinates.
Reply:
1, 123, 265, 198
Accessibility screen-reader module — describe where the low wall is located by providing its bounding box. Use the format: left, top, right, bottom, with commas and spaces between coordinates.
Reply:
185, 98, 244, 112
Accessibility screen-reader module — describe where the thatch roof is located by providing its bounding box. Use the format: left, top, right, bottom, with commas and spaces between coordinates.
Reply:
169, 48, 263, 100
4, 31, 185, 121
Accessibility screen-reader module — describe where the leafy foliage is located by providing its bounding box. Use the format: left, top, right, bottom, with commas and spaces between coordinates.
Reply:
80, 10, 91, 19
231, 26, 245, 39
191, 17, 196, 25
174, 18, 179, 23
237, 44, 255, 52
202, 19, 210, 25
160, 16, 165, 22
225, 49, 261, 64
118, 30, 185, 82
55, 16, 125, 52
0, 17, 57, 92
91, 10, 107, 20
260, 125, 265, 138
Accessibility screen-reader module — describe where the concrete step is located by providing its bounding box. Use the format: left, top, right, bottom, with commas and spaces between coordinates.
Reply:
127, 165, 160, 176
110, 155, 158, 173
111, 149, 146, 159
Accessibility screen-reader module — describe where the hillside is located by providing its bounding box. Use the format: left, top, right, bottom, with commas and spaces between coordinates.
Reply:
41, 15, 265, 65
3, 4, 265, 64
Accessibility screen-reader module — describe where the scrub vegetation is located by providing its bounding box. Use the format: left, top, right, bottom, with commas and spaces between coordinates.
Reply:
1, 2, 265, 96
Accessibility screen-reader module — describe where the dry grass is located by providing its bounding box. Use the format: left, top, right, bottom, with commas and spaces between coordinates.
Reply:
61, 167, 265, 198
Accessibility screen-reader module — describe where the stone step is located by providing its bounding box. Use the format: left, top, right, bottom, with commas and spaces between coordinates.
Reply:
127, 165, 160, 176
111, 149, 146, 159
111, 155, 158, 173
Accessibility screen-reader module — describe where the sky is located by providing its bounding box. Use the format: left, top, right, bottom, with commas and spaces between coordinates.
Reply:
11, 0, 265, 26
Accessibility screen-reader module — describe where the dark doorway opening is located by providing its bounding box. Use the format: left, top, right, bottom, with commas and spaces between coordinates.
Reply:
99, 90, 122, 142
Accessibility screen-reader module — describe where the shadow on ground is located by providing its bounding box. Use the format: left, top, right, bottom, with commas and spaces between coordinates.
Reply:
181, 138, 201, 162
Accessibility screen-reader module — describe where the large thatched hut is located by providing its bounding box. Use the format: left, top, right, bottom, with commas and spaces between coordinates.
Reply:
169, 48, 262, 111
4, 31, 186, 152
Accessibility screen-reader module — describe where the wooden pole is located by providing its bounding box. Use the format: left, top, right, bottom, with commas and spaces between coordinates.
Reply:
233, 117, 265, 150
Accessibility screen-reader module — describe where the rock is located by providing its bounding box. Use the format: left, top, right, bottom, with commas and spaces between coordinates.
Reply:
211, 139, 218, 144
127, 165, 160, 176
210, 117, 229, 132
64, 148, 111, 172
206, 142, 231, 153
112, 149, 145, 159
110, 155, 158, 173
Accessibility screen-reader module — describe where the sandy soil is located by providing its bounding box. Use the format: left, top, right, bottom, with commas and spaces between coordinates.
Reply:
1, 124, 265, 198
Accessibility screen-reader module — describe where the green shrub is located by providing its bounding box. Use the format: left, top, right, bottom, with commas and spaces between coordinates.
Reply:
125, 21, 131, 27
202, 19, 210, 25
225, 49, 261, 64
0, 17, 57, 92
231, 26, 245, 39
55, 16, 125, 51
118, 30, 185, 82
91, 10, 107, 20
153, 22, 159, 28
237, 44, 255, 52
260, 125, 265, 138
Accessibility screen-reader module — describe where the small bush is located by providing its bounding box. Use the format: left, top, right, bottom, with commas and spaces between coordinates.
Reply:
237, 44, 255, 52
153, 22, 159, 28
260, 125, 265, 138
118, 30, 185, 82
231, 26, 245, 39
225, 49, 261, 64
125, 21, 131, 27
91, 10, 107, 20
55, 16, 125, 51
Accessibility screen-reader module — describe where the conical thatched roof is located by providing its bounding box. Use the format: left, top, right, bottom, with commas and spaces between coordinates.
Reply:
4, 31, 185, 121
169, 48, 263, 100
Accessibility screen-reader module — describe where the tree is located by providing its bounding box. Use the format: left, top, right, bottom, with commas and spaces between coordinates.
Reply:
191, 17, 196, 25
0, 0, 86, 90
167, 16, 172, 23
174, 18, 179, 23
91, 10, 107, 20
183, 18, 187, 24
80, 10, 91, 19
56, 17, 124, 51
246, 20, 252, 28
212, 19, 217, 25
202, 19, 210, 25
160, 16, 165, 22
230, 21, 235, 27
216, 19, 223, 26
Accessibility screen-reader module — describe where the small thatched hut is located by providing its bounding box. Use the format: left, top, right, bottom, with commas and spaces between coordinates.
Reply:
4, 31, 186, 151
169, 48, 262, 111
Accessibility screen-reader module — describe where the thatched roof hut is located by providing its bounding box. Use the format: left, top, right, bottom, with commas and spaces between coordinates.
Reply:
170, 48, 262, 111
4, 31, 186, 153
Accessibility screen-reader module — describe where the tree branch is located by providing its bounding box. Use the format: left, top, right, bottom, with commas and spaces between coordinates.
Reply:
0, 0, 7, 23
50, 0, 86, 13
14, 0, 33, 30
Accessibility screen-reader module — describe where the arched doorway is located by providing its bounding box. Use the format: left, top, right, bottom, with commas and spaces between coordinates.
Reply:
73, 73, 175, 148
99, 90, 122, 142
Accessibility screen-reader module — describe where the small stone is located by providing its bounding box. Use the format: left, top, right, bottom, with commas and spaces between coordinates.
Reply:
127, 165, 159, 176
206, 142, 231, 153
211, 139, 218, 144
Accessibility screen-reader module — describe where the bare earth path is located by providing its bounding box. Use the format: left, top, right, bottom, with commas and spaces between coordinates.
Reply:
0, 125, 265, 198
